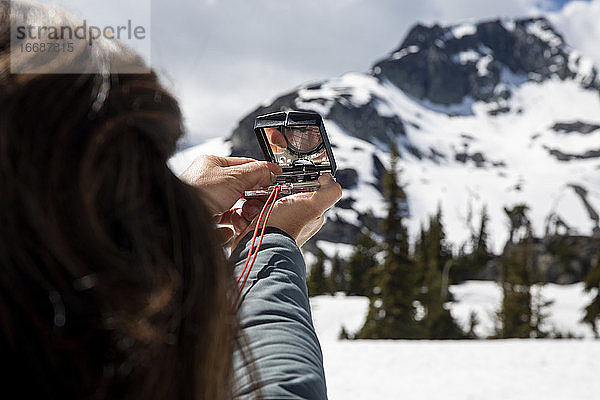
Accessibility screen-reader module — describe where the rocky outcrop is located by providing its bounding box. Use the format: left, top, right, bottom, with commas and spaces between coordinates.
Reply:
335, 168, 359, 189
545, 147, 600, 161
464, 235, 599, 284
551, 121, 600, 134
327, 99, 406, 144
372, 18, 599, 107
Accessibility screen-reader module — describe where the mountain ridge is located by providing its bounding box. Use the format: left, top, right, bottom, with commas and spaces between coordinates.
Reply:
170, 16, 600, 266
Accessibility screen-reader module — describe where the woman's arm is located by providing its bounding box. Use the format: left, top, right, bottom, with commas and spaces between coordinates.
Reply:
232, 228, 327, 399
180, 157, 341, 398
230, 175, 340, 399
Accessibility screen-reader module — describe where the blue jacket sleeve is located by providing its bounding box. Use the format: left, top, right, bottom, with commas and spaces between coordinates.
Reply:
231, 227, 328, 400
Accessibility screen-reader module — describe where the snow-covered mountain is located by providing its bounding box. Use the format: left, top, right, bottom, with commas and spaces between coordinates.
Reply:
170, 17, 600, 255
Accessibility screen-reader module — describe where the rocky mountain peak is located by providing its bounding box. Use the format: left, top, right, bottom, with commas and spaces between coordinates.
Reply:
372, 17, 599, 105
229, 17, 600, 161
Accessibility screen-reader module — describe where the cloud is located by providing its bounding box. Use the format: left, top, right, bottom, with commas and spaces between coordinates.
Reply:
34, 0, 598, 143
148, 0, 549, 143
548, 0, 600, 64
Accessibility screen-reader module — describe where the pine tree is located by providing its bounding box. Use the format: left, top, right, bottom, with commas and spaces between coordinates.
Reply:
531, 285, 554, 338
474, 205, 491, 262
497, 204, 552, 338
415, 208, 464, 339
358, 143, 419, 339
307, 250, 329, 297
504, 204, 530, 244
347, 230, 379, 296
414, 223, 430, 291
498, 237, 534, 338
582, 245, 600, 338
329, 253, 348, 294
451, 205, 493, 283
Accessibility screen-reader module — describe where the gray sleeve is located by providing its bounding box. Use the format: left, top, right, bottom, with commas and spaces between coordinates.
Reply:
231, 227, 328, 400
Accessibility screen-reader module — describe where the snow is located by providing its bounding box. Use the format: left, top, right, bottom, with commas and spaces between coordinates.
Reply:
476, 54, 493, 75
452, 23, 477, 39
374, 98, 396, 118
448, 281, 502, 337
328, 208, 360, 226
310, 283, 600, 400
501, 19, 516, 32
391, 45, 420, 60
297, 73, 374, 110
526, 19, 563, 48
320, 339, 600, 400
452, 49, 480, 64
315, 240, 356, 260
311, 294, 369, 341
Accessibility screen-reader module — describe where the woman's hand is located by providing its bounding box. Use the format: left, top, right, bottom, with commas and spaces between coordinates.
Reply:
213, 198, 267, 244
232, 174, 342, 249
180, 155, 282, 214
180, 155, 282, 244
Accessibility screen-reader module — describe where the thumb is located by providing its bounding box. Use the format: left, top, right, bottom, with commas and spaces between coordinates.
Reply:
306, 173, 343, 214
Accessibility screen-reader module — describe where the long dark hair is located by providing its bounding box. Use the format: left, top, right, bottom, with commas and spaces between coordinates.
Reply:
0, 2, 238, 398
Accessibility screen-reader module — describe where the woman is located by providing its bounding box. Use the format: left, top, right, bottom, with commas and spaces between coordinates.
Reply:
0, 2, 341, 399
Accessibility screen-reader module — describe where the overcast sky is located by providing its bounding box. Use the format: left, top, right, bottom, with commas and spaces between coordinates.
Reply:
36, 0, 597, 143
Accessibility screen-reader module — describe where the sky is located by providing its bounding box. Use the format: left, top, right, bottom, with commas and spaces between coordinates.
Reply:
550, 0, 581, 7
33, 0, 597, 144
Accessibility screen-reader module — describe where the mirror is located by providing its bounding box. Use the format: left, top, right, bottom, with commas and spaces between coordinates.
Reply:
263, 125, 330, 167
253, 110, 337, 176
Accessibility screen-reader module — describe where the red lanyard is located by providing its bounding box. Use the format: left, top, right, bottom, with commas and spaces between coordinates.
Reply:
235, 185, 282, 304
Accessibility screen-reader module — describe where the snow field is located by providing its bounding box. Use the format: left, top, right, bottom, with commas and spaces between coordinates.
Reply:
311, 282, 600, 400
320, 339, 600, 400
